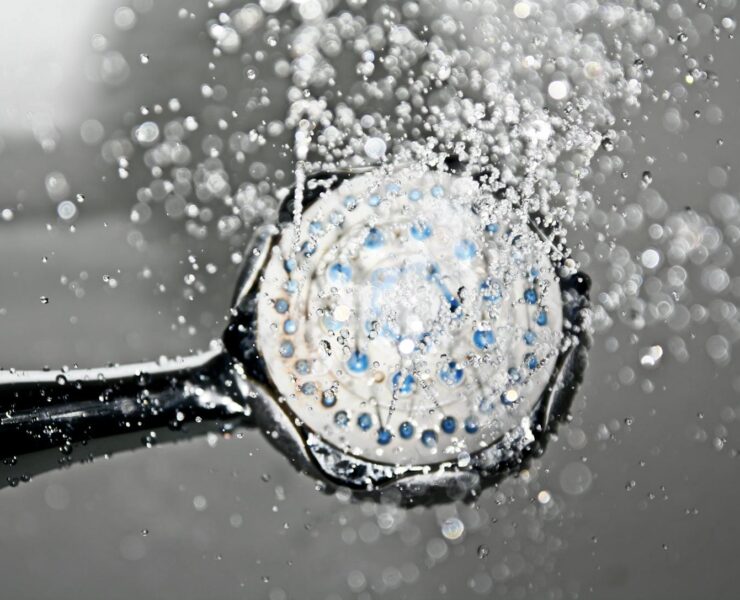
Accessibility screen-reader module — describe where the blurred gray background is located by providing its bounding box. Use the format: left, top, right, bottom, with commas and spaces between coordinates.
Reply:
0, 1, 739, 599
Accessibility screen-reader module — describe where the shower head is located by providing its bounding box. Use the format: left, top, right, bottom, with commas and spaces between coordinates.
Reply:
0, 161, 590, 504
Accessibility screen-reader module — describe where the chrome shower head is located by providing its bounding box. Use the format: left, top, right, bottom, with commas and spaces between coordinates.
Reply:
0, 161, 590, 504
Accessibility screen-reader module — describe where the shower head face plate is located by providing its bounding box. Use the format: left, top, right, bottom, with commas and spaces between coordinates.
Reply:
256, 165, 563, 468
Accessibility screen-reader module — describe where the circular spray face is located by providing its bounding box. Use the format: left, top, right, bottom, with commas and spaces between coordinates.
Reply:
256, 165, 564, 468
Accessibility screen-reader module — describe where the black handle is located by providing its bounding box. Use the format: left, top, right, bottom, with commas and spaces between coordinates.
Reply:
0, 351, 253, 487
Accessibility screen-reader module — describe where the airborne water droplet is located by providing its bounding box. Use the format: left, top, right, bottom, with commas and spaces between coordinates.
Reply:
364, 137, 387, 160
441, 517, 464, 540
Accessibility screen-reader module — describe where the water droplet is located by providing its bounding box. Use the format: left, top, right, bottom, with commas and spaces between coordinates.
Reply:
364, 137, 387, 160
560, 462, 593, 495
548, 79, 570, 100
441, 517, 464, 540
134, 121, 159, 145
